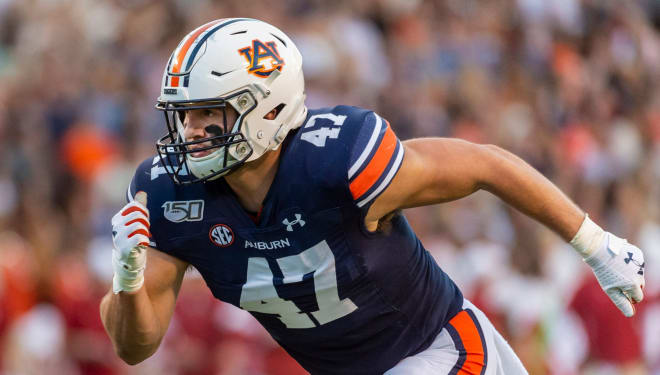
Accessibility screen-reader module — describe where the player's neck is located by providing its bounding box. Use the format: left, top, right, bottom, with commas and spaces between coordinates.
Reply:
224, 148, 282, 213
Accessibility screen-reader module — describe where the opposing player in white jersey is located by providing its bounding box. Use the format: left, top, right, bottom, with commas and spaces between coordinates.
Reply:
100, 18, 645, 374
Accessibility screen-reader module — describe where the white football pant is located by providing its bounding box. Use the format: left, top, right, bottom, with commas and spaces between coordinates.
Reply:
385, 299, 528, 375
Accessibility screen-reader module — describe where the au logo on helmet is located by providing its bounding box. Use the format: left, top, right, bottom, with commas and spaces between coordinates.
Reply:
238, 39, 285, 77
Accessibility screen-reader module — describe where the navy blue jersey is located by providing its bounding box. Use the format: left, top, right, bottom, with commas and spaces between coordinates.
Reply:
128, 105, 463, 374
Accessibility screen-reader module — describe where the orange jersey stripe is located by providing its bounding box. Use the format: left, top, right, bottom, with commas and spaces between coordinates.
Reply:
449, 310, 486, 374
170, 20, 223, 87
349, 124, 397, 200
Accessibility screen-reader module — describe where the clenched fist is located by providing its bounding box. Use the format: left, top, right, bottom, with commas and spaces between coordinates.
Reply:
111, 191, 150, 293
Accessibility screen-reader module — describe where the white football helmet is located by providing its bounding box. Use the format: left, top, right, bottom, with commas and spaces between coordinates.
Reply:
156, 18, 307, 184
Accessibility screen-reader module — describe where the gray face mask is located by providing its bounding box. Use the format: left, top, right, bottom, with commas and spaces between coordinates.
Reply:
156, 94, 255, 185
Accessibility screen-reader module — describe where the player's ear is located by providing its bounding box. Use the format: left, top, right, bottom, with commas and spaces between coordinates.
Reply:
263, 103, 285, 120
264, 108, 278, 120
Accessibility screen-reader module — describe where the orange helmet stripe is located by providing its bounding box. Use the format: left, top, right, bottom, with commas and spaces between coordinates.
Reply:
169, 19, 224, 87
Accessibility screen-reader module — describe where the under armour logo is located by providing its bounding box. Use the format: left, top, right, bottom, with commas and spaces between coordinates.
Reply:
624, 252, 645, 275
282, 214, 305, 232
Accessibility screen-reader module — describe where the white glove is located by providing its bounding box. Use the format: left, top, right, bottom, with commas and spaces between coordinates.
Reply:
571, 215, 645, 317
111, 191, 150, 294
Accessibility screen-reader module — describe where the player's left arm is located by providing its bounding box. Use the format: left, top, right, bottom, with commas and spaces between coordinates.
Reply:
368, 137, 645, 317
367, 138, 583, 240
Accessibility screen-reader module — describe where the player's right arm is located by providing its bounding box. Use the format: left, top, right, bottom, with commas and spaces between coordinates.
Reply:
99, 192, 188, 365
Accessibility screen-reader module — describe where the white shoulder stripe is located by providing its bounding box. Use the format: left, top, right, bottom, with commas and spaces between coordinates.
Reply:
127, 185, 134, 202
356, 142, 405, 208
348, 113, 382, 179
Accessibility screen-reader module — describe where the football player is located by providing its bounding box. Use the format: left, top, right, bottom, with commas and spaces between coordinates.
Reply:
100, 18, 645, 374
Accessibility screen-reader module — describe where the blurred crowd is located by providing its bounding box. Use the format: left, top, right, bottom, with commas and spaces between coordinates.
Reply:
0, 0, 659, 374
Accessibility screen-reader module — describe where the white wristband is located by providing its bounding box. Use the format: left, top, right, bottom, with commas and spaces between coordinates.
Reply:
112, 250, 145, 294
113, 273, 144, 294
570, 214, 606, 258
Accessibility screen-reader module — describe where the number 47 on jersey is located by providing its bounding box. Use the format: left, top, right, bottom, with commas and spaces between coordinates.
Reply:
300, 113, 347, 147
240, 240, 358, 328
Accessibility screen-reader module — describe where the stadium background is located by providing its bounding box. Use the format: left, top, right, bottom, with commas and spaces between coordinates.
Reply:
0, 0, 659, 374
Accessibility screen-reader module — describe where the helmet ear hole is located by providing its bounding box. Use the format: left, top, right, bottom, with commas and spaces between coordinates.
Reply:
264, 103, 286, 120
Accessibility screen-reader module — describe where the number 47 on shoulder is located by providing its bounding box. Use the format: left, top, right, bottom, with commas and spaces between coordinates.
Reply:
301, 113, 347, 147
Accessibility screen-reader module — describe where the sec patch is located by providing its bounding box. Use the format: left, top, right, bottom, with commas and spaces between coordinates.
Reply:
209, 224, 234, 247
